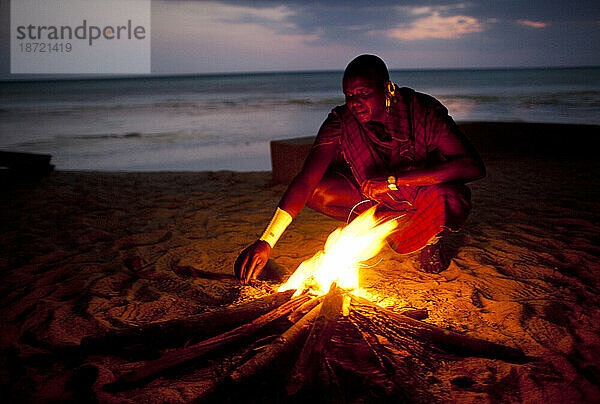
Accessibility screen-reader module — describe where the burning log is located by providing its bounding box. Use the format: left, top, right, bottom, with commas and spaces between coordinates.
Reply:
286, 283, 344, 395
288, 294, 325, 323
82, 289, 297, 353
190, 298, 324, 402
228, 301, 322, 384
106, 292, 312, 390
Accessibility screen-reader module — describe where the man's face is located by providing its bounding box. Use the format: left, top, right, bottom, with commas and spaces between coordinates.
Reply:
342, 75, 386, 125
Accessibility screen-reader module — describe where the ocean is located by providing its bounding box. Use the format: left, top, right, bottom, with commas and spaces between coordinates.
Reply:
1, 67, 599, 171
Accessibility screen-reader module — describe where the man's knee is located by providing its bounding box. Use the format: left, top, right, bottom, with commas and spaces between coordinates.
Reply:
416, 182, 472, 229
306, 182, 329, 212
422, 182, 471, 208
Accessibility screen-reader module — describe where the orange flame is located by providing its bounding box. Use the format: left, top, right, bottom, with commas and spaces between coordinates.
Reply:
278, 206, 397, 296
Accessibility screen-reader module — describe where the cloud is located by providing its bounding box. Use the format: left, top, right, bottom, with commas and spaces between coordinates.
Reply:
406, 3, 468, 16
385, 11, 483, 40
214, 3, 293, 24
409, 6, 435, 16
516, 19, 548, 28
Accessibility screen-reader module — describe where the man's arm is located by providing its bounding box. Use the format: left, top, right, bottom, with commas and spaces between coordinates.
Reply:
361, 154, 484, 200
278, 142, 338, 217
236, 142, 338, 284
403, 105, 486, 185
393, 146, 485, 187
362, 108, 485, 199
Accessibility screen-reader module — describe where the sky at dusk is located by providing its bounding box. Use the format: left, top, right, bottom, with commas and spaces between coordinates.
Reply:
1, 0, 600, 77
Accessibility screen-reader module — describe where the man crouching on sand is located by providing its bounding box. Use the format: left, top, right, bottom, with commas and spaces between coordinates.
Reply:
235, 54, 485, 283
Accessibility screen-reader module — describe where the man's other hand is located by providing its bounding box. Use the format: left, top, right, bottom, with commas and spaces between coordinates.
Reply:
234, 240, 272, 284
360, 178, 390, 201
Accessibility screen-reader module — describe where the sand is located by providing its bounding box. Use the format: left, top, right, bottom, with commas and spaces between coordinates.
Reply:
1, 123, 599, 402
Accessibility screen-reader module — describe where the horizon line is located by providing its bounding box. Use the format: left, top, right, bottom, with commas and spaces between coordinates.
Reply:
2, 64, 600, 83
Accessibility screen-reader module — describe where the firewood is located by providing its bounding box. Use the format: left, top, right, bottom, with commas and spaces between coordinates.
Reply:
398, 308, 428, 320
341, 293, 351, 316
286, 283, 344, 395
83, 289, 296, 352
106, 292, 311, 390
288, 294, 324, 323
348, 312, 436, 402
350, 295, 530, 363
228, 301, 323, 384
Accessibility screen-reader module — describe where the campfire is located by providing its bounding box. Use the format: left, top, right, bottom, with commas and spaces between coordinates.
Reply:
88, 207, 530, 401
278, 205, 397, 296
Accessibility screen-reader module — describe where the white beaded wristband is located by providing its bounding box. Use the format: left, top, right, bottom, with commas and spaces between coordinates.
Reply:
259, 207, 292, 248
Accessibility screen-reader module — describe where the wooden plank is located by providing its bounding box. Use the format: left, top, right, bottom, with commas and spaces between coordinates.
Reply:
0, 151, 54, 177
268, 123, 600, 183
269, 136, 313, 184
106, 292, 311, 390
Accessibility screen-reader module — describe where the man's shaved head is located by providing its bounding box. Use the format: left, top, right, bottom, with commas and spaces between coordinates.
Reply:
343, 54, 390, 88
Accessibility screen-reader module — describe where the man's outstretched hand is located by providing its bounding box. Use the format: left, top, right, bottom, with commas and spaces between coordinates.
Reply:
234, 240, 272, 284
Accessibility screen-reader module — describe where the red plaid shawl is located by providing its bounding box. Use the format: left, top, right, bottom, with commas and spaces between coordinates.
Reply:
313, 85, 472, 252
314, 85, 463, 197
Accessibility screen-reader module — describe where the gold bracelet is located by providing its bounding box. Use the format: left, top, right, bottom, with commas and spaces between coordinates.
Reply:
387, 175, 398, 191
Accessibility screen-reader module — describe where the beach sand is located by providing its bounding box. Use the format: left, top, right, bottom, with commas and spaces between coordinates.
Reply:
1, 122, 599, 402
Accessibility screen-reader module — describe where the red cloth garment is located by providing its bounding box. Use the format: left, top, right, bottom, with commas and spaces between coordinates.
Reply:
312, 85, 473, 253
383, 182, 471, 254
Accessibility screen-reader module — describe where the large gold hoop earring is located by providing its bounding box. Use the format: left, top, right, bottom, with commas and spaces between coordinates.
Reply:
385, 81, 395, 114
